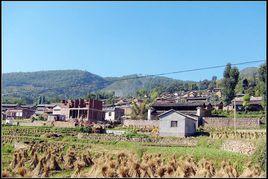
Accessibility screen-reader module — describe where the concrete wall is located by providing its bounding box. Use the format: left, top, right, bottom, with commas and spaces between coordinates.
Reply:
123, 119, 159, 128
53, 106, 62, 115
203, 117, 260, 128
159, 112, 186, 137
185, 118, 197, 136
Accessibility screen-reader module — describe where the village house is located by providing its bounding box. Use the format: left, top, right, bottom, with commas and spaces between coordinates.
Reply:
212, 88, 222, 98
47, 105, 66, 121
158, 109, 198, 137
103, 107, 124, 123
186, 96, 208, 103
107, 100, 133, 119
3, 104, 35, 119
35, 104, 56, 116
59, 99, 104, 122
150, 101, 212, 117
232, 96, 263, 111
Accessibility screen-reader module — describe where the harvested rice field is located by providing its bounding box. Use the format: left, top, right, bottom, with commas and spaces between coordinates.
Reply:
1, 126, 266, 178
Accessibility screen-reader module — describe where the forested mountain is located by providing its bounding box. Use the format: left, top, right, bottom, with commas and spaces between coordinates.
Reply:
240, 67, 258, 79
2, 70, 110, 104
102, 75, 190, 97
2, 70, 196, 104
2, 65, 264, 104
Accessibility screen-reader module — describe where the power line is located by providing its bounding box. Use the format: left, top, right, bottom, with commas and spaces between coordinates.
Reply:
111, 59, 265, 81
2, 59, 265, 96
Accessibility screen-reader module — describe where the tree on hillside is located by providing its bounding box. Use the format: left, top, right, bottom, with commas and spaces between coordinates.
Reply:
190, 83, 198, 90
37, 96, 47, 104
136, 88, 148, 99
222, 63, 240, 105
199, 79, 210, 90
208, 76, 217, 90
256, 64, 267, 107
150, 89, 159, 103
86, 93, 98, 100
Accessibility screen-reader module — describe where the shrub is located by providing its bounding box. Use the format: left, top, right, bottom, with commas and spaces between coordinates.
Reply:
124, 132, 149, 139
251, 139, 266, 171
78, 126, 92, 133
2, 144, 14, 154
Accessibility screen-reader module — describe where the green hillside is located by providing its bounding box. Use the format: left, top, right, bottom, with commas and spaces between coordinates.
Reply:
2, 66, 263, 104
2, 70, 110, 103
240, 67, 258, 79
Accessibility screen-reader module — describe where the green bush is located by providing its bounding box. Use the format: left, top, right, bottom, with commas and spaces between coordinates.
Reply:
2, 144, 14, 154
251, 139, 266, 171
124, 131, 149, 139
78, 126, 92, 133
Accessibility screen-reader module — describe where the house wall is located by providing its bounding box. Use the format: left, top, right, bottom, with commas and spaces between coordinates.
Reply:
105, 111, 115, 122
159, 113, 186, 137
6, 109, 34, 119
203, 117, 260, 128
53, 106, 62, 115
61, 106, 69, 119
23, 109, 35, 118
123, 119, 159, 128
115, 108, 124, 121
185, 118, 197, 136
118, 106, 132, 116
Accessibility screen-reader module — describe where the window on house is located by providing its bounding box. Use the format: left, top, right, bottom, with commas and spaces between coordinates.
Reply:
171, 121, 178, 127
109, 112, 112, 116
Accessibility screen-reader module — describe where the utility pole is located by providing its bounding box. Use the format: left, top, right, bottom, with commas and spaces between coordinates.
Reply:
234, 98, 236, 139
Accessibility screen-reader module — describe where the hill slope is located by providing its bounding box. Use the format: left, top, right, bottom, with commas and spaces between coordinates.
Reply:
2, 70, 190, 103
103, 75, 185, 96
239, 67, 258, 79
2, 70, 110, 103
2, 66, 260, 104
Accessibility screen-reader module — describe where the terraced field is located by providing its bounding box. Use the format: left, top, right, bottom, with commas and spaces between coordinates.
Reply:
1, 126, 266, 178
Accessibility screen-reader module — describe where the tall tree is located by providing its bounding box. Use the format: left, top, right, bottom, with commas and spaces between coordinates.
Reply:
130, 100, 148, 120
242, 79, 249, 91
222, 63, 240, 105
243, 94, 250, 113
257, 64, 267, 107
208, 76, 217, 90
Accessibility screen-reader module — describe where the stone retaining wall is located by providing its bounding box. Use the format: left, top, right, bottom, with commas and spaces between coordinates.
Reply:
203, 117, 260, 128
18, 121, 76, 128
123, 119, 159, 128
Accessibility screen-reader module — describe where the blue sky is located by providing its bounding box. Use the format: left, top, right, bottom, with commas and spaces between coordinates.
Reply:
2, 1, 266, 81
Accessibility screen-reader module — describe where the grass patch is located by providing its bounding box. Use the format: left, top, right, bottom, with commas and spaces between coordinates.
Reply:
196, 136, 223, 149
252, 138, 266, 171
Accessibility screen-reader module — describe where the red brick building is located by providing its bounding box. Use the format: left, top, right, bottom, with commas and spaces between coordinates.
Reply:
60, 99, 104, 122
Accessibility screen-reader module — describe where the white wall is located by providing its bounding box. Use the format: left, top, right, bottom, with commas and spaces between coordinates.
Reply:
105, 111, 115, 122
159, 112, 186, 137
53, 106, 62, 115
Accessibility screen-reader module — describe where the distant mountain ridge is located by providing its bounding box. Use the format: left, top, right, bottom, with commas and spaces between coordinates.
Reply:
2, 70, 191, 103
239, 67, 259, 79
2, 66, 260, 103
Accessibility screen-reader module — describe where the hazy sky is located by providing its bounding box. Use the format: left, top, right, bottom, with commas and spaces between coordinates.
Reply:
2, 1, 266, 81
